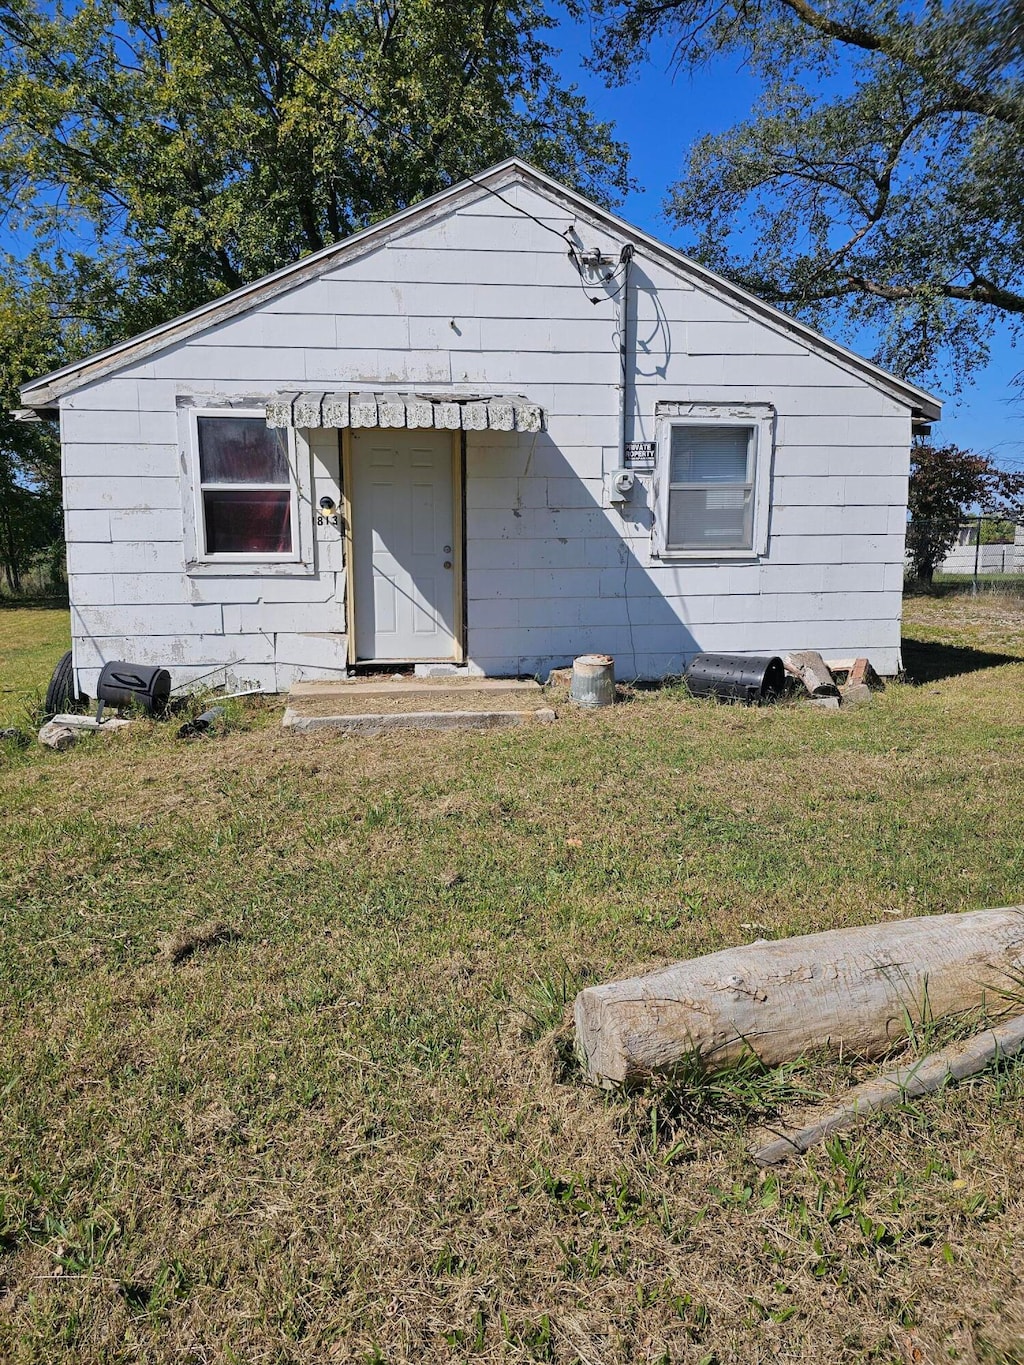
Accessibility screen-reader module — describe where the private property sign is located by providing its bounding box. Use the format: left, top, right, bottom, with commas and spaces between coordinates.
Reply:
623, 441, 655, 470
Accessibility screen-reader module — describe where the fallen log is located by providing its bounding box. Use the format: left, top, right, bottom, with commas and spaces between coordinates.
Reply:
751, 1013, 1024, 1165
783, 650, 839, 698
573, 908, 1024, 1088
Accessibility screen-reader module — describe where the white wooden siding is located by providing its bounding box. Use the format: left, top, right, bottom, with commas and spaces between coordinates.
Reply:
60, 174, 916, 689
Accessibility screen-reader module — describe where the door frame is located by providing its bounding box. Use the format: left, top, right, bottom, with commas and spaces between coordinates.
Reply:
341, 428, 465, 666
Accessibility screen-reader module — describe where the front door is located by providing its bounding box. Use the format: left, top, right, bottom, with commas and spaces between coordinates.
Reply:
349, 429, 459, 661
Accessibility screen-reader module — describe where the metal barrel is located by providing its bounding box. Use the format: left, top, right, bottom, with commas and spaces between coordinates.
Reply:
570, 654, 615, 707
96, 661, 172, 713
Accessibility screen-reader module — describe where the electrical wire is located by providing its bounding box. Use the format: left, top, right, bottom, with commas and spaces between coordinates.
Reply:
566, 241, 634, 306
566, 242, 606, 306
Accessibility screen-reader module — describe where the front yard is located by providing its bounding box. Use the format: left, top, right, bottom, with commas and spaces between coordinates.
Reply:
1, 593, 1023, 1363
0, 602, 70, 728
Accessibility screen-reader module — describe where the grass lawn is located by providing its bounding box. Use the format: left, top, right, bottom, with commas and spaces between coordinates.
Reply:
2, 592, 1024, 1364
0, 601, 70, 728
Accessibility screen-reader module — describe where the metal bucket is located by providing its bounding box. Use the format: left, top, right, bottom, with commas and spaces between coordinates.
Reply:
683, 653, 786, 705
570, 654, 615, 707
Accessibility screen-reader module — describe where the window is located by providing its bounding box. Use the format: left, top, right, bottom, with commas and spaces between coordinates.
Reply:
195, 415, 295, 557
666, 426, 753, 551
654, 403, 774, 559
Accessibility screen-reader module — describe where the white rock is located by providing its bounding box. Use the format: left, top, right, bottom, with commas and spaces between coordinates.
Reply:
38, 721, 79, 750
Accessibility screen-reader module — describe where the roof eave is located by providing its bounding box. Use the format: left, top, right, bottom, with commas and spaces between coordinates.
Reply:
19, 157, 531, 409
19, 155, 942, 422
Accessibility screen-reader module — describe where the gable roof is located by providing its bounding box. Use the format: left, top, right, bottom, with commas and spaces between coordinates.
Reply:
20, 157, 941, 420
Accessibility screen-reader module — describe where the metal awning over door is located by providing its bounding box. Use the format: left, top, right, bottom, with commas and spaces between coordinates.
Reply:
264, 391, 544, 432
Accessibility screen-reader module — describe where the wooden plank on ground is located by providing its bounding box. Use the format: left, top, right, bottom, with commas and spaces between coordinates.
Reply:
751, 1014, 1024, 1165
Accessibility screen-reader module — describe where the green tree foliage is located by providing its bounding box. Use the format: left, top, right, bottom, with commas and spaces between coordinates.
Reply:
906, 442, 1021, 583
0, 0, 630, 592
979, 518, 1017, 545
0, 0, 630, 338
582, 0, 1024, 387
0, 279, 63, 593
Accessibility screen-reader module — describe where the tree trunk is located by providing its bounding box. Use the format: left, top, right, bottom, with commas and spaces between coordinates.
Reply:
574, 908, 1024, 1088
0, 496, 21, 593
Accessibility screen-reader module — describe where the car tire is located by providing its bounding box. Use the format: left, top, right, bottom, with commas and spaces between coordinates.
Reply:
44, 651, 87, 716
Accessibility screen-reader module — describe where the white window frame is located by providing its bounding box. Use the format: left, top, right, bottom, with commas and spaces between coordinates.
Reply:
181, 404, 315, 576
652, 402, 775, 560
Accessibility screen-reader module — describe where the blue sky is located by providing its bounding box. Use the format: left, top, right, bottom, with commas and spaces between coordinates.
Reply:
5, 5, 1019, 468
549, 9, 1024, 472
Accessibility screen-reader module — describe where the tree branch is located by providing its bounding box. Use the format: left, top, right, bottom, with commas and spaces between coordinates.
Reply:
777, 0, 1021, 124
776, 0, 882, 51
762, 273, 1024, 313
847, 274, 1024, 312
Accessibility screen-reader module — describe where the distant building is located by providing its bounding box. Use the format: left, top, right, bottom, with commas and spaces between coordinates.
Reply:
937, 523, 1024, 575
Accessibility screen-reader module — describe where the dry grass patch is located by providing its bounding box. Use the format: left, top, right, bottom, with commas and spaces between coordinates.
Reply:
902, 586, 1024, 680
1, 597, 1024, 1362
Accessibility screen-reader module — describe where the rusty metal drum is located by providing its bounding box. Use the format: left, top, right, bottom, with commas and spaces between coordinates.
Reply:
570, 654, 615, 707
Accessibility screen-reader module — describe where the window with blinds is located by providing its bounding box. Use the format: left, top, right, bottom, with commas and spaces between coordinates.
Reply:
666, 425, 755, 551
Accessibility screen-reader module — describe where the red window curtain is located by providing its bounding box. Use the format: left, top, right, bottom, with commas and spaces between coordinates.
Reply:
202, 490, 292, 554
197, 417, 290, 483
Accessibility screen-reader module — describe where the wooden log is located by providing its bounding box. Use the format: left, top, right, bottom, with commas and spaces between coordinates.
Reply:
752, 1014, 1024, 1165
573, 908, 1024, 1088
783, 650, 839, 697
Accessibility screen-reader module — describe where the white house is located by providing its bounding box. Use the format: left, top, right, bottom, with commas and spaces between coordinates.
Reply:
19, 158, 941, 695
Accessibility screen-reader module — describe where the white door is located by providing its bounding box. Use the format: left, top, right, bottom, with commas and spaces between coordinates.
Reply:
350, 429, 458, 661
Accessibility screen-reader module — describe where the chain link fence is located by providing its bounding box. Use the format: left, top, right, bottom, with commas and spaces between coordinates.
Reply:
935, 516, 1023, 578
906, 515, 1024, 591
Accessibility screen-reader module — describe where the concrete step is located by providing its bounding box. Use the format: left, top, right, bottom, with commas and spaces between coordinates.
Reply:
283, 675, 554, 732
288, 677, 542, 699
282, 707, 556, 734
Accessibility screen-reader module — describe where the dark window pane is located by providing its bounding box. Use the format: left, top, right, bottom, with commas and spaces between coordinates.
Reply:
203, 490, 292, 554
198, 416, 290, 484
667, 487, 752, 550
670, 426, 750, 483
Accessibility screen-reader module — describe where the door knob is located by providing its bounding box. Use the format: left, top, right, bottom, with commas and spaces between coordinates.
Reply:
443, 560, 452, 570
